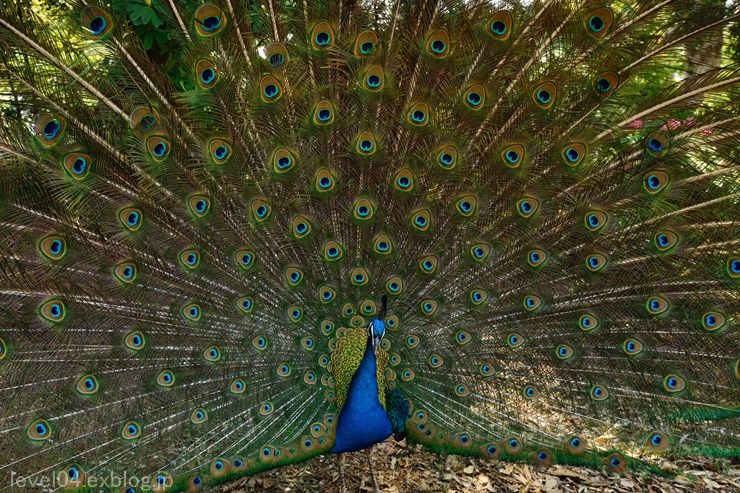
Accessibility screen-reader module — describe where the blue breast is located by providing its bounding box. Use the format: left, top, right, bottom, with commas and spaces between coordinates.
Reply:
331, 339, 392, 453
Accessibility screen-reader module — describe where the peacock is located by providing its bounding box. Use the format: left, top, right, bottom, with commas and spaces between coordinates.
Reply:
0, 0, 738, 491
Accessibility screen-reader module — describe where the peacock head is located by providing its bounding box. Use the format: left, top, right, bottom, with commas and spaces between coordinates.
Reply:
368, 318, 385, 352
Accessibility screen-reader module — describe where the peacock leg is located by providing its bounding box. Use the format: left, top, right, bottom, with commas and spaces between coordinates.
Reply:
364, 446, 381, 493
337, 452, 347, 493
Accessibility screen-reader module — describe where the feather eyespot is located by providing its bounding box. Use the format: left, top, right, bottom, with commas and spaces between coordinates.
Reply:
407, 103, 430, 125
502, 144, 525, 168
60, 465, 85, 488
663, 374, 685, 392
702, 311, 726, 332
373, 234, 394, 255
469, 289, 487, 306
82, 7, 113, 39
584, 210, 608, 232
355, 132, 377, 155
386, 276, 403, 295
479, 363, 495, 376
645, 431, 669, 452
426, 29, 450, 57
179, 249, 201, 270
276, 363, 292, 377
487, 11, 512, 40
464, 85, 485, 109
321, 320, 334, 336
360, 300, 376, 315
562, 143, 586, 166
522, 385, 539, 399
654, 230, 679, 251
0, 337, 6, 361
124, 331, 145, 351
182, 303, 201, 321
311, 22, 334, 49
355, 30, 379, 56
323, 240, 343, 261
291, 216, 312, 238
251, 199, 271, 222
34, 113, 66, 146
363, 65, 385, 91
196, 60, 219, 89
533, 82, 556, 108
287, 305, 303, 323
527, 249, 547, 267
39, 299, 65, 323
301, 337, 315, 351
411, 209, 432, 231
644, 170, 670, 193
646, 132, 669, 156
605, 454, 626, 473
208, 139, 231, 164
646, 295, 670, 315
351, 267, 369, 286
236, 249, 255, 270
481, 443, 501, 458
555, 344, 574, 360
285, 266, 304, 287
419, 255, 438, 274
62, 152, 91, 179
203, 345, 221, 363
119, 207, 143, 231
594, 71, 619, 95
394, 168, 414, 192
420, 299, 438, 316
353, 198, 374, 220
113, 260, 138, 283
266, 42, 289, 70
428, 354, 444, 368
252, 335, 268, 350
260, 402, 274, 416
313, 101, 335, 125
194, 4, 226, 36
122, 420, 142, 440
505, 437, 523, 454
456, 195, 477, 217
585, 8, 613, 37
385, 315, 399, 330
39, 235, 67, 261
455, 330, 472, 346
272, 148, 296, 173
211, 458, 229, 477
586, 253, 607, 272
623, 338, 643, 355
565, 435, 586, 454
471, 242, 491, 262
590, 385, 608, 401
188, 195, 211, 217
507, 332, 524, 348
579, 313, 599, 331
728, 257, 740, 278
318, 285, 336, 303
516, 197, 539, 218
75, 375, 100, 396
523, 294, 542, 312
156, 370, 175, 387
260, 76, 282, 102
436, 145, 458, 169
230, 378, 246, 394
28, 419, 52, 440
191, 408, 208, 424
315, 169, 336, 192
400, 368, 415, 381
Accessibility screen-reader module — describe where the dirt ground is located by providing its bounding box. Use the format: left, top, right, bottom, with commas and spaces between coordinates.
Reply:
215, 440, 738, 492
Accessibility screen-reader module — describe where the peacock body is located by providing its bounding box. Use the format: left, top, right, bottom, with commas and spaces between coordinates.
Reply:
0, 0, 738, 491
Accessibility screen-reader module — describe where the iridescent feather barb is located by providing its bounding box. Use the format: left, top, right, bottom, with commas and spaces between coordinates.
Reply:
0, 0, 738, 491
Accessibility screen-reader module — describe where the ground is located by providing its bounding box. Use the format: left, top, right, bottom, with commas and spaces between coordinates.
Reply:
214, 440, 738, 492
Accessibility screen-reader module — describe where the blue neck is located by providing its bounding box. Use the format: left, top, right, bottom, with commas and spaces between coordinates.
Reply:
331, 339, 392, 453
